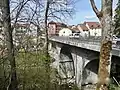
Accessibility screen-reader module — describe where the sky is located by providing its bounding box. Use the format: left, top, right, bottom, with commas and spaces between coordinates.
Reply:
68, 0, 118, 25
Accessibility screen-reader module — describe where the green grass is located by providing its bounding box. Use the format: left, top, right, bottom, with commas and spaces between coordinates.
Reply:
109, 84, 120, 90
15, 51, 80, 90
16, 52, 51, 90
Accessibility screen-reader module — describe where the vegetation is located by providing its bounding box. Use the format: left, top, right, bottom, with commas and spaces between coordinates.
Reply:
16, 51, 47, 90
0, 0, 119, 90
109, 84, 120, 90
0, 50, 80, 90
16, 51, 79, 90
0, 0, 77, 90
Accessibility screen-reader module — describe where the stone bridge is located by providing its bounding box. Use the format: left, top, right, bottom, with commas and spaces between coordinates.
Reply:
49, 36, 120, 90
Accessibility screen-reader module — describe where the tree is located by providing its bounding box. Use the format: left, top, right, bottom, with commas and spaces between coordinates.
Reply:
44, 1, 50, 90
90, 0, 113, 90
44, 0, 75, 89
114, 0, 120, 35
0, 0, 76, 89
1, 0, 18, 90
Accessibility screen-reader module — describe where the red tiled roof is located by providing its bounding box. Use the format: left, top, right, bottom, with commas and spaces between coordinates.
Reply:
84, 22, 101, 29
78, 24, 88, 31
48, 21, 67, 27
70, 26, 80, 32
49, 21, 67, 29
56, 22, 67, 27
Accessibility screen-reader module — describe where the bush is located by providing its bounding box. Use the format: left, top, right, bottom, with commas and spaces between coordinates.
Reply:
109, 84, 120, 90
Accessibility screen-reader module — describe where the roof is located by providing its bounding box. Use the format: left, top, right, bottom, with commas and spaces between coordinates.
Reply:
84, 22, 101, 29
67, 25, 80, 32
13, 23, 30, 28
60, 28, 72, 31
78, 24, 88, 31
56, 22, 67, 27
48, 21, 56, 24
68, 25, 72, 29
49, 21, 67, 28
71, 27, 80, 32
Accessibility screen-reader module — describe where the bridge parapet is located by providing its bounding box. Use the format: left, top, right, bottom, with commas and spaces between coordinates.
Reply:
49, 36, 120, 57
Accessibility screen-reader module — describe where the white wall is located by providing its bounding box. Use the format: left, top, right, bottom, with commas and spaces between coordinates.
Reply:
89, 28, 101, 36
85, 23, 102, 37
80, 31, 89, 37
59, 28, 72, 36
77, 25, 89, 37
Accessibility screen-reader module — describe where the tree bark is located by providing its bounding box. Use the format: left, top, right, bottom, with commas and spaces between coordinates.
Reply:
90, 0, 113, 90
45, 0, 50, 90
45, 0, 49, 56
1, 0, 18, 90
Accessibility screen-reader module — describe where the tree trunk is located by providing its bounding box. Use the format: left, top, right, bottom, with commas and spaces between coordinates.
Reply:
1, 0, 18, 90
45, 0, 50, 90
90, 0, 113, 90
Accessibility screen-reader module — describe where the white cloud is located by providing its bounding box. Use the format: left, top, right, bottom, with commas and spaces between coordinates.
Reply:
85, 16, 97, 20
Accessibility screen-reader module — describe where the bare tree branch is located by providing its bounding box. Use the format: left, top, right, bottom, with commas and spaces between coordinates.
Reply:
89, 0, 102, 19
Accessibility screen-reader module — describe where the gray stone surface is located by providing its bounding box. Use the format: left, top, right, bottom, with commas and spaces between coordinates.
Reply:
49, 36, 120, 89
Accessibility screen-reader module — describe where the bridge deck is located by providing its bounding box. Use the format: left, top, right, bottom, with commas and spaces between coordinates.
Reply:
49, 36, 120, 57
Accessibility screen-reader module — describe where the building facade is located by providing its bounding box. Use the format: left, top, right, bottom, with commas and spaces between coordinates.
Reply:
48, 21, 67, 36
59, 28, 72, 36
77, 24, 89, 37
84, 22, 101, 37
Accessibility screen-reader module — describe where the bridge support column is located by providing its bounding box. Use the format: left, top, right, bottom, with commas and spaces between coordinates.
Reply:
49, 42, 61, 69
71, 53, 87, 89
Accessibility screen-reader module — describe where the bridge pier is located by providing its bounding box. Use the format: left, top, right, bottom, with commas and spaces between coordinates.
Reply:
49, 41, 99, 89
71, 48, 99, 89
49, 40, 120, 90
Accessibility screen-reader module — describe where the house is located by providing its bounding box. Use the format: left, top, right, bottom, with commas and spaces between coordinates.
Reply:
71, 26, 80, 33
84, 22, 101, 36
12, 23, 38, 46
13, 23, 30, 36
68, 22, 101, 38
48, 21, 67, 36
13, 23, 38, 37
59, 28, 72, 36
77, 24, 89, 37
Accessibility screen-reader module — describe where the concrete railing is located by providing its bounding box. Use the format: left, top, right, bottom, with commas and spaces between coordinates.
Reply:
49, 36, 120, 48
49, 36, 120, 57
49, 36, 101, 45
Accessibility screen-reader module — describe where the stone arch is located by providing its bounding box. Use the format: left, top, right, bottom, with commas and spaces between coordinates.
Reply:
82, 59, 99, 85
58, 45, 75, 83
49, 41, 57, 50
110, 56, 120, 82
51, 42, 57, 49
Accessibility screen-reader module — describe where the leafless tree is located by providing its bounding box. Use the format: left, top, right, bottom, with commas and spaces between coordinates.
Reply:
1, 0, 18, 90
44, 0, 75, 89
0, 0, 76, 89
0, 0, 44, 89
